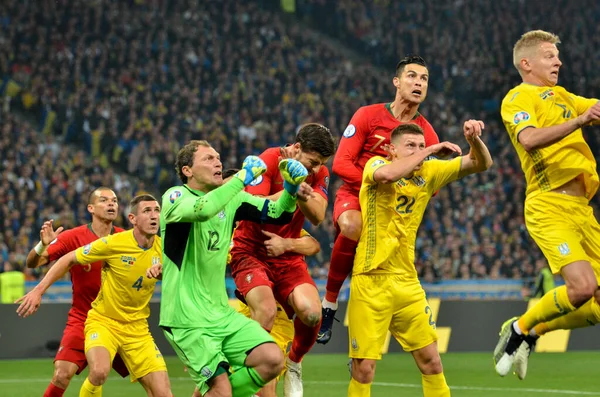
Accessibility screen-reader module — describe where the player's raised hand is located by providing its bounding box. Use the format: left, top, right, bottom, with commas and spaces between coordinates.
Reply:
278, 159, 308, 195
297, 182, 315, 202
40, 219, 64, 246
578, 101, 600, 126
262, 230, 290, 257
429, 141, 462, 158
15, 290, 43, 318
146, 264, 163, 279
463, 119, 485, 140
235, 156, 267, 186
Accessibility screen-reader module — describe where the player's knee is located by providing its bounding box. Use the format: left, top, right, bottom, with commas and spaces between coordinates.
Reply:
417, 353, 443, 375
339, 219, 362, 241
88, 364, 110, 385
255, 304, 277, 331
569, 281, 597, 307
352, 359, 375, 384
261, 344, 284, 380
52, 366, 75, 389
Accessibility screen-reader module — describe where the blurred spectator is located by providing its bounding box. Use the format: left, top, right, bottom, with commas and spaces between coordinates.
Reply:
0, 261, 25, 303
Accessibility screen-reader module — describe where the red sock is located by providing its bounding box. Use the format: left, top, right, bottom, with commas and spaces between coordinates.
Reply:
325, 235, 358, 303
44, 383, 66, 397
288, 316, 320, 363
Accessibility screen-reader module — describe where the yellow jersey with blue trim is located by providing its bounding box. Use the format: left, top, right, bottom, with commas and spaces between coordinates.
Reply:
501, 83, 599, 200
75, 230, 161, 323
353, 156, 461, 277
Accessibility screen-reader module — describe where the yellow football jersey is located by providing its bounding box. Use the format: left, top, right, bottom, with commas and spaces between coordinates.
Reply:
354, 156, 461, 277
75, 230, 161, 323
501, 83, 599, 200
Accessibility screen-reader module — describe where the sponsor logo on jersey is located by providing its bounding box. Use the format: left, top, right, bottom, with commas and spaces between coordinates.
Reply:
249, 175, 263, 186
540, 89, 555, 100
558, 243, 570, 256
200, 366, 214, 379
101, 238, 108, 244
152, 256, 161, 266
169, 190, 182, 203
513, 111, 530, 125
343, 124, 356, 138
371, 159, 385, 168
410, 175, 426, 187
82, 244, 92, 255
121, 255, 136, 267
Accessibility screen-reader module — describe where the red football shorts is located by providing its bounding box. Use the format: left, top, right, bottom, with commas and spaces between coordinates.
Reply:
56, 317, 129, 377
230, 252, 317, 318
333, 189, 361, 232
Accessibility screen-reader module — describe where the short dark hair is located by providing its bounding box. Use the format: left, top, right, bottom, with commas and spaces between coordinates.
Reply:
391, 123, 424, 141
222, 168, 240, 179
295, 123, 336, 158
88, 187, 115, 205
395, 55, 427, 77
175, 140, 212, 184
130, 194, 158, 215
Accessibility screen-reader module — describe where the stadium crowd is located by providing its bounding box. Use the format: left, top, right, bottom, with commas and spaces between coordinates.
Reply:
1, 0, 599, 284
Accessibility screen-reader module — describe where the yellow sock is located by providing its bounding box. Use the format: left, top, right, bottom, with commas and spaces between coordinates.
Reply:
518, 286, 576, 333
348, 377, 371, 397
80, 377, 102, 397
534, 298, 600, 336
422, 373, 450, 397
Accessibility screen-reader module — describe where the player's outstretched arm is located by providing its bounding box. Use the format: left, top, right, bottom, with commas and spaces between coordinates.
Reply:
518, 101, 600, 152
16, 251, 79, 317
373, 142, 462, 184
458, 120, 493, 177
262, 230, 321, 257
25, 219, 64, 268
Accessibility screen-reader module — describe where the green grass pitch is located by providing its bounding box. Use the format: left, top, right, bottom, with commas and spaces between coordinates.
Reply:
1, 352, 598, 396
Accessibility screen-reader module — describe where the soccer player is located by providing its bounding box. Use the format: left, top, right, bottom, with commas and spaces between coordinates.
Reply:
22, 187, 129, 397
318, 55, 441, 344
17, 194, 171, 397
348, 121, 492, 397
230, 123, 335, 397
494, 30, 600, 380
160, 140, 309, 397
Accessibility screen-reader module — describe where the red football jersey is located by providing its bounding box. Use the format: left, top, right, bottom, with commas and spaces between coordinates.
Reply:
232, 147, 329, 260
47, 223, 124, 322
333, 103, 439, 194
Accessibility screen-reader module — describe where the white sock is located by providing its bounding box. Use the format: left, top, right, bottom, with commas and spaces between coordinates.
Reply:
322, 298, 338, 310
513, 321, 523, 335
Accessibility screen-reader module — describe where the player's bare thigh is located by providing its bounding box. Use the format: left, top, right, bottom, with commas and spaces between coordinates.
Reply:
138, 370, 172, 397
246, 286, 278, 331
337, 209, 362, 241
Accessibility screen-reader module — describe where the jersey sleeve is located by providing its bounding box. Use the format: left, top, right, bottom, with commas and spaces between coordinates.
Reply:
245, 149, 278, 196
233, 190, 296, 225
569, 94, 599, 117
501, 90, 538, 143
362, 156, 389, 185
332, 106, 371, 187
312, 167, 330, 201
47, 229, 79, 262
75, 235, 113, 265
427, 157, 462, 192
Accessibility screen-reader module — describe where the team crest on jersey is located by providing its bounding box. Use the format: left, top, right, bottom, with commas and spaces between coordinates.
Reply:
246, 273, 254, 284
343, 124, 356, 138
90, 332, 98, 341
218, 210, 226, 220
169, 190, 182, 203
351, 338, 359, 351
371, 159, 385, 168
513, 111, 530, 125
83, 244, 92, 255
121, 255, 136, 267
558, 243, 571, 256
152, 256, 161, 266
249, 175, 263, 186
200, 366, 213, 379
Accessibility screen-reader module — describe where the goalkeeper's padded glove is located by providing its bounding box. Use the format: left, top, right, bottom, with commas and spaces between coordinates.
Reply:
278, 159, 308, 195
235, 155, 267, 186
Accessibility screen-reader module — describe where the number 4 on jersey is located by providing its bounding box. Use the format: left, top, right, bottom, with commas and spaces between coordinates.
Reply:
132, 276, 143, 291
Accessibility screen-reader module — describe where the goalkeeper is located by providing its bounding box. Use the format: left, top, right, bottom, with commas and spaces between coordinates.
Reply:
160, 140, 309, 397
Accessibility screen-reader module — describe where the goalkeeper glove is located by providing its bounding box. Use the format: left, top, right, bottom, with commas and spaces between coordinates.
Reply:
278, 159, 308, 195
235, 156, 267, 186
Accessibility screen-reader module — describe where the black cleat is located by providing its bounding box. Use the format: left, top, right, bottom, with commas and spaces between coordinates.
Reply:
316, 307, 338, 344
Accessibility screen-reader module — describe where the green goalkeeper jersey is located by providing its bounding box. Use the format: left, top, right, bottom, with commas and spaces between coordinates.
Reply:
159, 178, 296, 327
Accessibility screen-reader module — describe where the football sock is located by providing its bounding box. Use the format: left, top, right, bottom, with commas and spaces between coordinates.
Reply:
422, 373, 450, 397
229, 366, 267, 397
348, 377, 371, 397
325, 235, 358, 303
533, 297, 600, 336
44, 383, 66, 397
79, 378, 102, 396
288, 317, 320, 363
517, 286, 575, 334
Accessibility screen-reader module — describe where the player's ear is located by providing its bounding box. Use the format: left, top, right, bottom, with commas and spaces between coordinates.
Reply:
520, 58, 531, 72
127, 212, 136, 225
182, 165, 193, 179
392, 76, 401, 89
87, 204, 94, 215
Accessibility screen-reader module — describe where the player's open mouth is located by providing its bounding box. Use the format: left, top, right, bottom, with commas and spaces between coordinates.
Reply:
551, 71, 558, 77
412, 89, 422, 96
150, 221, 158, 227
107, 209, 116, 215
214, 171, 222, 177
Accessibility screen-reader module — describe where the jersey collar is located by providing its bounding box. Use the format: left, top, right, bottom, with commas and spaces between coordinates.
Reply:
385, 102, 420, 120
183, 184, 206, 196
87, 223, 116, 237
